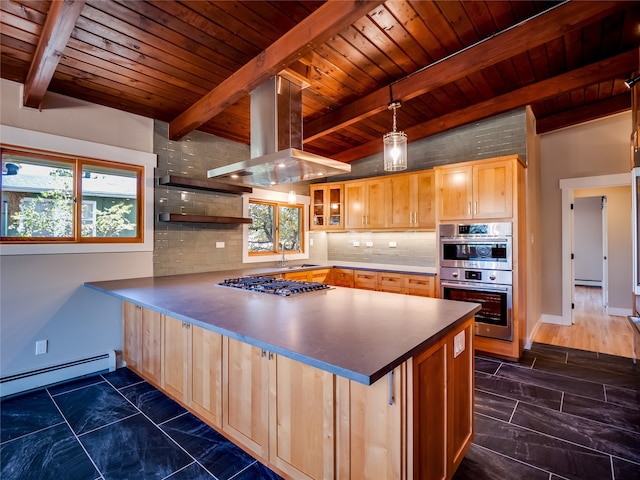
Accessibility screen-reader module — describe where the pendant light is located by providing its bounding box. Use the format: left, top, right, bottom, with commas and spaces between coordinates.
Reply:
383, 87, 407, 172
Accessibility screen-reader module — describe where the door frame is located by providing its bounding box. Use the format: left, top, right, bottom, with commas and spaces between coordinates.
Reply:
559, 173, 629, 326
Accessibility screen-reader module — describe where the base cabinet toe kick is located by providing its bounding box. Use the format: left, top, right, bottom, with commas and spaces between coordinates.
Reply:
123, 301, 474, 480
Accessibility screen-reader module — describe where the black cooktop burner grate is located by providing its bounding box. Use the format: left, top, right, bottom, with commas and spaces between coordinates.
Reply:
218, 276, 331, 296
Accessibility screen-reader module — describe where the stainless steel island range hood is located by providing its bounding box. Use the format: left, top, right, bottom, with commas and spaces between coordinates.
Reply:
207, 76, 350, 187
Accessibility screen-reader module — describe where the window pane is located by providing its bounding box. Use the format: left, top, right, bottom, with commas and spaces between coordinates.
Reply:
248, 202, 275, 252
280, 205, 301, 251
1, 155, 74, 238
80, 165, 138, 238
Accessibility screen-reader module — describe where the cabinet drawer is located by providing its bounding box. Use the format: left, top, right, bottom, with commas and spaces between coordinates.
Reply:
310, 268, 331, 284
283, 271, 310, 281
354, 270, 378, 290
378, 272, 406, 294
405, 275, 436, 297
331, 268, 354, 287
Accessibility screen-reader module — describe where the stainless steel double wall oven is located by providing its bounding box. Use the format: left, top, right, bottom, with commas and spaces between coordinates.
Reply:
439, 222, 513, 341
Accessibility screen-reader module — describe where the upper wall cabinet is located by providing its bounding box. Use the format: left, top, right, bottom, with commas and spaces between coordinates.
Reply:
435, 156, 519, 221
310, 184, 344, 231
388, 170, 435, 229
344, 178, 388, 230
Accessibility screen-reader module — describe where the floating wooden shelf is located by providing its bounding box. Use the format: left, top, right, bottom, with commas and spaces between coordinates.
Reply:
158, 175, 252, 194
158, 213, 252, 224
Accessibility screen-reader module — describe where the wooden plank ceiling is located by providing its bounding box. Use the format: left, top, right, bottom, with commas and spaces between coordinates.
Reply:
1, 0, 639, 163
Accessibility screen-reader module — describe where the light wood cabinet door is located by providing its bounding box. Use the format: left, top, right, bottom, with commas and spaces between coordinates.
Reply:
123, 302, 161, 384
388, 171, 435, 229
366, 178, 388, 229
378, 272, 406, 294
345, 179, 388, 229
344, 182, 366, 229
223, 337, 269, 459
310, 184, 344, 230
191, 325, 223, 429
437, 165, 473, 221
162, 315, 190, 403
141, 308, 162, 384
337, 365, 405, 480
388, 174, 413, 229
405, 275, 436, 298
269, 355, 335, 479
447, 320, 474, 473
413, 170, 435, 228
413, 339, 447, 480
473, 160, 513, 219
123, 302, 142, 371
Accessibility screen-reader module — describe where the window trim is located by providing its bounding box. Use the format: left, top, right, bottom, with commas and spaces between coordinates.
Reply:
1, 146, 144, 244
247, 199, 305, 256
0, 125, 156, 256
242, 188, 310, 265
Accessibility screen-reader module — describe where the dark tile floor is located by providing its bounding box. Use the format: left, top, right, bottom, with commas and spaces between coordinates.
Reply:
0, 368, 282, 480
2, 342, 639, 480
453, 342, 640, 480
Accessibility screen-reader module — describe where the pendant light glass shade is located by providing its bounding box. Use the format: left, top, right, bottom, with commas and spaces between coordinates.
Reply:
383, 101, 407, 172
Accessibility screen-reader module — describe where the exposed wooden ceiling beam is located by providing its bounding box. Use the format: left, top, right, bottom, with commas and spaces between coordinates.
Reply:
304, 1, 631, 142
23, 0, 85, 109
169, 0, 383, 141
535, 94, 631, 134
333, 49, 638, 162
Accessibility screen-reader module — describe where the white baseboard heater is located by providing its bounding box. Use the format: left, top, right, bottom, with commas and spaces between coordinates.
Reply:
0, 350, 116, 398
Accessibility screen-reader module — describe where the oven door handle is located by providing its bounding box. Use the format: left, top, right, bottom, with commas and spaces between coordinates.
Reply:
441, 281, 511, 292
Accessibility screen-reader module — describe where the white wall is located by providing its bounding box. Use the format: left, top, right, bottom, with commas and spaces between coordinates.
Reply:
0, 79, 156, 384
540, 112, 631, 317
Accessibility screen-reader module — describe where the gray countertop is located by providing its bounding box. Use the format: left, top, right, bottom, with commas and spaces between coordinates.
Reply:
85, 267, 478, 385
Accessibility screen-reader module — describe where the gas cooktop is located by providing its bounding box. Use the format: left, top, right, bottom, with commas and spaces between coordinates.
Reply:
218, 276, 331, 296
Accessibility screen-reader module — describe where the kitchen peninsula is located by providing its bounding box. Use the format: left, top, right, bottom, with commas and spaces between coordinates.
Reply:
86, 267, 480, 480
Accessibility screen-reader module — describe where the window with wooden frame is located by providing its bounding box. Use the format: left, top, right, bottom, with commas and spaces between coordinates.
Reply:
247, 199, 304, 255
1, 147, 143, 243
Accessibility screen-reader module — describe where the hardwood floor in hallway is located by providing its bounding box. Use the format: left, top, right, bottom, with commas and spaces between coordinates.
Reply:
534, 286, 635, 358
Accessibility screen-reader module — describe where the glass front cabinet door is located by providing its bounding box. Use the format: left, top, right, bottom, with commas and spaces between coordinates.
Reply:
310, 184, 344, 230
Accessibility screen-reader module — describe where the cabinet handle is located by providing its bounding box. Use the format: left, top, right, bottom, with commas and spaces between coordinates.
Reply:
269, 352, 274, 360
388, 370, 394, 405
261, 349, 266, 357
474, 201, 478, 215
362, 215, 366, 226
467, 202, 471, 215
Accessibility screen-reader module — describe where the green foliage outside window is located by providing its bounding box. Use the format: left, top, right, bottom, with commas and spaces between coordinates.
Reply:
1, 149, 141, 242
248, 200, 303, 254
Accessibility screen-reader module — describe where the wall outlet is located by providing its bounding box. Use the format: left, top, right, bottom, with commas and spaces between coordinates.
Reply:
35, 339, 48, 355
352, 241, 360, 247
388, 241, 397, 248
365, 241, 373, 247
310, 238, 314, 246
215, 241, 225, 248
453, 331, 465, 358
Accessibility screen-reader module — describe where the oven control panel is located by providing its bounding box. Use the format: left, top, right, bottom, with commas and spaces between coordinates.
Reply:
439, 267, 511, 285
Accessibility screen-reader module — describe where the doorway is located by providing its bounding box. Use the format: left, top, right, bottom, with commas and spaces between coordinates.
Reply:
559, 173, 631, 325
573, 195, 607, 313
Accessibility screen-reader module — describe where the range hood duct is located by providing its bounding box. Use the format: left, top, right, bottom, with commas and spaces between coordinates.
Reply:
207, 76, 350, 186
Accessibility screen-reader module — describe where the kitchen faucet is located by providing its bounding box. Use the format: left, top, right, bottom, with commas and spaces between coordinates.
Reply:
281, 243, 286, 267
